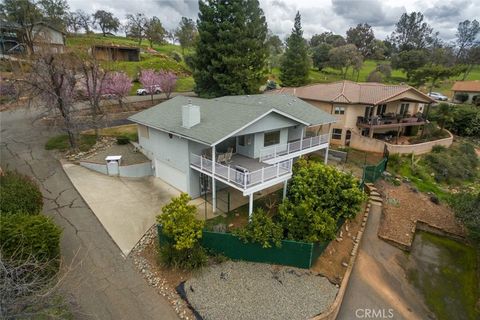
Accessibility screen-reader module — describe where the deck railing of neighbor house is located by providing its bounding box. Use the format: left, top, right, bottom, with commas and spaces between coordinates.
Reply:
259, 133, 329, 162
190, 154, 292, 190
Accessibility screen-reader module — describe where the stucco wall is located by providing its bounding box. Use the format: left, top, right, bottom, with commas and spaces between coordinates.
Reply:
349, 130, 453, 155
303, 98, 422, 146
453, 91, 479, 104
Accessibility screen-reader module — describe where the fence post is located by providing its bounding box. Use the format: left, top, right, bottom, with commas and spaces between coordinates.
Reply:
200, 156, 203, 170
227, 165, 230, 181
261, 167, 265, 182
244, 172, 247, 189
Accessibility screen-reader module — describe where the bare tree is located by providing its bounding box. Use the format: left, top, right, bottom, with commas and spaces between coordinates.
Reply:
0, 250, 79, 319
75, 9, 92, 33
80, 57, 108, 138
18, 53, 79, 149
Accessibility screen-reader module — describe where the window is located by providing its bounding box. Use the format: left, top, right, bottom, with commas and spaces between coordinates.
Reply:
376, 104, 387, 116
364, 106, 374, 118
264, 131, 280, 147
334, 106, 345, 115
332, 128, 342, 140
238, 135, 245, 146
399, 103, 410, 116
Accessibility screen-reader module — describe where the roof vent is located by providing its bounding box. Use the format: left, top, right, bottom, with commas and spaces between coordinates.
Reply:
182, 103, 200, 129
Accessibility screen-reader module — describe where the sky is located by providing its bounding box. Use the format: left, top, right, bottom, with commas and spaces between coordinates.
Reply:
68, 0, 480, 42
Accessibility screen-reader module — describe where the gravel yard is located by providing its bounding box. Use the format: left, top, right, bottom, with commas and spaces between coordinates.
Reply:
82, 143, 149, 165
183, 261, 338, 320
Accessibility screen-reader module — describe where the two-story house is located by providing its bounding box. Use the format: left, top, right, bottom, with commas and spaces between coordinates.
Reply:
275, 81, 435, 146
128, 94, 336, 217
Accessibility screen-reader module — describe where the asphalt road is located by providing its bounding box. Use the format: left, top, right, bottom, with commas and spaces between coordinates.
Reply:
0, 106, 179, 319
337, 204, 432, 320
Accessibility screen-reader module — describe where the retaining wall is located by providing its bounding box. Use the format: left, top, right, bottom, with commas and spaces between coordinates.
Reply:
79, 161, 153, 178
349, 130, 453, 155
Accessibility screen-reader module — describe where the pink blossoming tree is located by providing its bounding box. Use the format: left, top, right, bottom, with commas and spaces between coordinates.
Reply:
103, 72, 132, 109
139, 69, 161, 104
158, 71, 177, 99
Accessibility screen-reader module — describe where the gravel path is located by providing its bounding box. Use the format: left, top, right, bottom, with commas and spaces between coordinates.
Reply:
184, 261, 338, 320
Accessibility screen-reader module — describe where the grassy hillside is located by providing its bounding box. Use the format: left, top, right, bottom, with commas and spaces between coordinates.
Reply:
66, 34, 195, 92
67, 34, 479, 96
270, 60, 480, 97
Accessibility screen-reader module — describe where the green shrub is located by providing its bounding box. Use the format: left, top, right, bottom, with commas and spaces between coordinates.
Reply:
454, 92, 469, 103
449, 191, 480, 245
158, 243, 207, 270
431, 145, 447, 153
233, 208, 283, 248
0, 214, 62, 264
116, 135, 130, 145
424, 142, 478, 183
278, 159, 366, 243
156, 194, 206, 270
170, 51, 182, 62
0, 171, 43, 215
279, 200, 337, 243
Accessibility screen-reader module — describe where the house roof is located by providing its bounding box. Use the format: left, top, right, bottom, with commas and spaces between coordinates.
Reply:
452, 80, 480, 92
128, 94, 336, 146
0, 20, 66, 35
273, 80, 434, 105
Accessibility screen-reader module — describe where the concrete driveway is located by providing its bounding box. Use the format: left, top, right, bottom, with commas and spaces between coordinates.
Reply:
63, 163, 180, 256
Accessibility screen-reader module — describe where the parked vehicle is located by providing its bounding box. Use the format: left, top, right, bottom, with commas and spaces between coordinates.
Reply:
428, 92, 448, 101
136, 86, 162, 95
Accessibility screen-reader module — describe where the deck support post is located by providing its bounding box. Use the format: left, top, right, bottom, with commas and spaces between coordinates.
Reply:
212, 146, 216, 213
248, 193, 254, 221
283, 180, 288, 200
324, 146, 329, 165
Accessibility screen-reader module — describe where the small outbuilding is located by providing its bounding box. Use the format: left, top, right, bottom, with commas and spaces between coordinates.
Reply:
452, 80, 480, 104
91, 44, 140, 62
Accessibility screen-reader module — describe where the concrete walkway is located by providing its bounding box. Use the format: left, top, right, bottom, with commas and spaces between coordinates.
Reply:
338, 203, 431, 320
63, 163, 180, 256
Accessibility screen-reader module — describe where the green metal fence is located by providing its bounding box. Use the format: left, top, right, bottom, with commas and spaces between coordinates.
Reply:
157, 225, 328, 269
361, 157, 387, 184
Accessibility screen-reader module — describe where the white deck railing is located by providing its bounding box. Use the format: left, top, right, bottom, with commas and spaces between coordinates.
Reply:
259, 133, 329, 162
190, 154, 292, 190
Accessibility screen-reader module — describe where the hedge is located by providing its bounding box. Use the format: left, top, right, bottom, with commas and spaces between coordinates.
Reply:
0, 214, 62, 263
0, 171, 43, 215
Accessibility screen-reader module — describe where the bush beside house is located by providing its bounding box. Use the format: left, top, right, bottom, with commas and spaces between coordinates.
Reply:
156, 193, 207, 270
157, 160, 366, 268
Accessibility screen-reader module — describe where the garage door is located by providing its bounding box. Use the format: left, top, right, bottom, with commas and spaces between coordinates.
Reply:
154, 159, 188, 192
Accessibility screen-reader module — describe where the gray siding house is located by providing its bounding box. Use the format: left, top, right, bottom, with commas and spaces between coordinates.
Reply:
128, 94, 336, 216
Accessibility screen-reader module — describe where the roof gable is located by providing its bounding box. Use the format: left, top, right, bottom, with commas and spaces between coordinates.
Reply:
128, 94, 336, 146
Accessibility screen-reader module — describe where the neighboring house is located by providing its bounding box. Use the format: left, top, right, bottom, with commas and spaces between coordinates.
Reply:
128, 94, 336, 216
91, 44, 140, 61
0, 21, 65, 54
452, 80, 480, 104
274, 81, 435, 146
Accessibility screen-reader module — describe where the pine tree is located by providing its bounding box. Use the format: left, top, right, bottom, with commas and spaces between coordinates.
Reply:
193, 0, 268, 97
280, 12, 310, 87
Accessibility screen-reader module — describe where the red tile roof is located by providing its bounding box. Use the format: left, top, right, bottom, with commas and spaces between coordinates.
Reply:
452, 80, 480, 92
274, 80, 434, 105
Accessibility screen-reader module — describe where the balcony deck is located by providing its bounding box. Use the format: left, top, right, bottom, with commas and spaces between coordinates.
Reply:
357, 116, 426, 129
259, 133, 329, 164
190, 153, 292, 195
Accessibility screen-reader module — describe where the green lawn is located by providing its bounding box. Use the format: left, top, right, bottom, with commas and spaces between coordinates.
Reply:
45, 134, 97, 152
